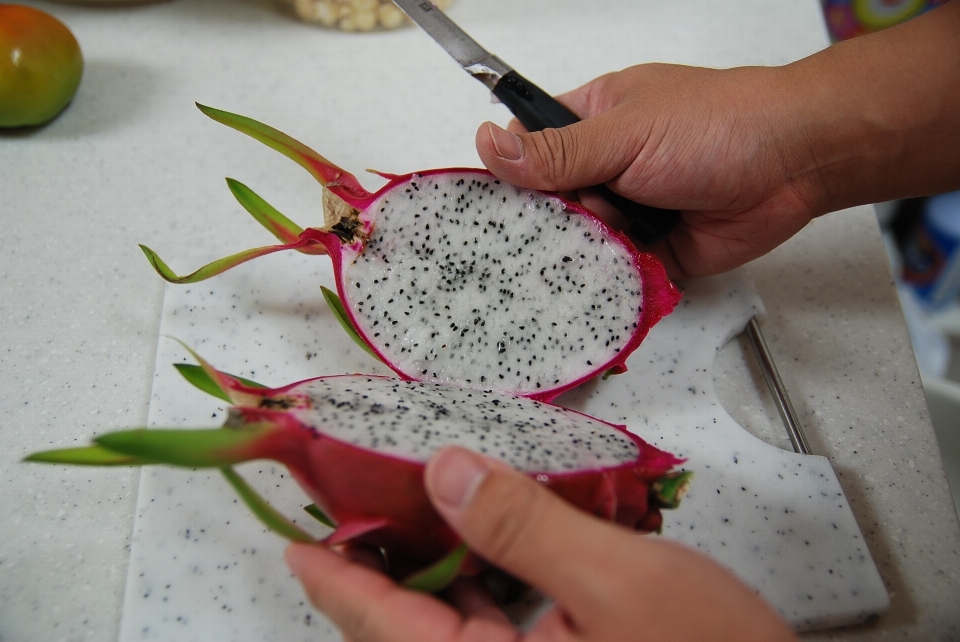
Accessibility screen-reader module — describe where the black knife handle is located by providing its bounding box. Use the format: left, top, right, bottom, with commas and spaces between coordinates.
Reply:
492, 70, 581, 130
491, 69, 680, 246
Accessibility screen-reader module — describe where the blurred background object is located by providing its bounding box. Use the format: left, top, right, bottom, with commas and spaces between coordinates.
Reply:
828, 0, 960, 519
901, 192, 960, 312
822, 0, 947, 40
879, 196, 960, 517
48, 0, 171, 5
0, 4, 83, 128
276, 0, 453, 31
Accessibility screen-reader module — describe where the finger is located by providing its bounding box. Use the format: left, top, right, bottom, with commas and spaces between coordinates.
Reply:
484, 135, 674, 250
336, 542, 387, 573
287, 543, 457, 642
549, 69, 623, 122
573, 187, 632, 231
444, 576, 511, 625
286, 543, 521, 642
423, 447, 625, 620
550, 76, 610, 121
478, 69, 638, 192
503, 82, 594, 136
525, 608, 577, 642
504, 119, 527, 135
476, 115, 642, 194
477, 567, 530, 606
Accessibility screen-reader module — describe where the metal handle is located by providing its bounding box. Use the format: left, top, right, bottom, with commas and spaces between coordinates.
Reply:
744, 317, 812, 455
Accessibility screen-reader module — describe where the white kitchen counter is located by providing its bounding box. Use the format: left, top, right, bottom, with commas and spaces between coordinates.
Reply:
1, 0, 958, 639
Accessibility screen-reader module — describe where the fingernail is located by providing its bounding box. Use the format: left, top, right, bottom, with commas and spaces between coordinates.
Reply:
487, 122, 523, 161
427, 447, 490, 510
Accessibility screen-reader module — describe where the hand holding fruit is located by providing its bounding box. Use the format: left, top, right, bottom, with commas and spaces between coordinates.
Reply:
476, 1, 960, 280
476, 64, 814, 281
286, 446, 798, 642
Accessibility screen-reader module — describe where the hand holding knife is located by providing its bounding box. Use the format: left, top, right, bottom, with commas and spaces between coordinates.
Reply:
392, 0, 680, 246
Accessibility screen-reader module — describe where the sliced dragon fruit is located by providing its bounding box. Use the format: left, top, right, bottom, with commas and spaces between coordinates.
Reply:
26, 350, 690, 587
141, 105, 681, 401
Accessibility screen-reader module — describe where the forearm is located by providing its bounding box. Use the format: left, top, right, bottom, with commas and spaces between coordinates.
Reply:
779, 1, 960, 215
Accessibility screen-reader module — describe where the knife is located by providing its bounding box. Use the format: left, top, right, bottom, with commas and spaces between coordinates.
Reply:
391, 0, 680, 246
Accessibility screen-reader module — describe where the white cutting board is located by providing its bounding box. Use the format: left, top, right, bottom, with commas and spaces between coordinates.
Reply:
118, 252, 888, 640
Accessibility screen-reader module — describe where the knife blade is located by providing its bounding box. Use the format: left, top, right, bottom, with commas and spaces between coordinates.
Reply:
392, 0, 680, 246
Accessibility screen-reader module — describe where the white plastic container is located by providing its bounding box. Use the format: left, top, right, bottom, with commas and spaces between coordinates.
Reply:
923, 374, 960, 520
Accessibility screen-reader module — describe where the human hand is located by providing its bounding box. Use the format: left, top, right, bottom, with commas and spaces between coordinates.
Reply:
286, 446, 797, 642
475, 63, 817, 280
477, 0, 960, 281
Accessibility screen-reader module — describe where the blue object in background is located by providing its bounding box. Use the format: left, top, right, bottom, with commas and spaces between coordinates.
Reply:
902, 191, 960, 310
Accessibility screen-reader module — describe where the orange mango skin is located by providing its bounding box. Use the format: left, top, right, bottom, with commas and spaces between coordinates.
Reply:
0, 5, 83, 127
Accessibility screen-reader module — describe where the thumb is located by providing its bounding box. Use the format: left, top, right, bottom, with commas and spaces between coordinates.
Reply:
424, 446, 617, 613
475, 115, 637, 193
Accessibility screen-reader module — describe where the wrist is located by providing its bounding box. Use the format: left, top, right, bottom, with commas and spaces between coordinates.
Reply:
774, 44, 909, 216
775, 3, 960, 215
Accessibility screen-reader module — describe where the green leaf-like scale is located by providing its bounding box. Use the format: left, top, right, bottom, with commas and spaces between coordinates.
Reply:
174, 363, 266, 402
95, 427, 269, 468
226, 178, 304, 244
221, 467, 315, 543
320, 286, 382, 362
303, 503, 336, 528
24, 444, 154, 466
140, 243, 296, 284
402, 544, 469, 593
196, 103, 343, 188
652, 471, 694, 509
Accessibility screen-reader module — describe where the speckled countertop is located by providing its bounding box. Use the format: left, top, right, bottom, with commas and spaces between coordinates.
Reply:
1, 0, 958, 640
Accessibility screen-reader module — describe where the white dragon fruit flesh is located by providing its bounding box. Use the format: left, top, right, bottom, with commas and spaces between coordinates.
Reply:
26, 352, 690, 587
141, 104, 681, 401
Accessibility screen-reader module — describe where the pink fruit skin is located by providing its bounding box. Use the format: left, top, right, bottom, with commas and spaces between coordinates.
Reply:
148, 107, 682, 402
221, 374, 684, 570
310, 167, 682, 402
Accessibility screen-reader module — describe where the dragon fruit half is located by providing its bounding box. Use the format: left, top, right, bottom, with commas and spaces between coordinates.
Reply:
141, 105, 681, 401
26, 350, 690, 588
